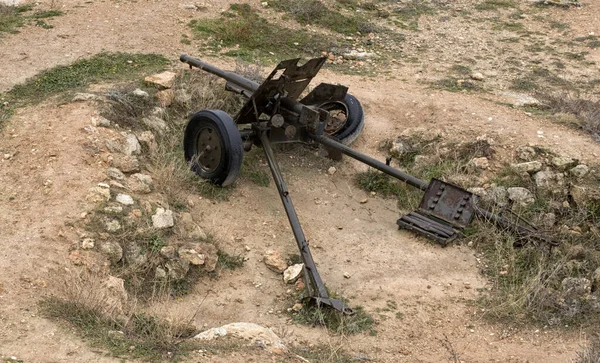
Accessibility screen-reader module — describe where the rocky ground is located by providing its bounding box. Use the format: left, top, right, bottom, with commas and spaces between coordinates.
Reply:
1, 0, 600, 362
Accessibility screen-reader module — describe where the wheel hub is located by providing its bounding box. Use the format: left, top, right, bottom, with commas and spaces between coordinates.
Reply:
195, 127, 221, 173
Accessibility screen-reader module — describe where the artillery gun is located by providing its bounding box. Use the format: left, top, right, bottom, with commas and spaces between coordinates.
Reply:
179, 54, 554, 314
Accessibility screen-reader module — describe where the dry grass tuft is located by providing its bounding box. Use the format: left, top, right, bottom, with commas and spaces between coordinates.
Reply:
576, 333, 600, 363
536, 92, 600, 139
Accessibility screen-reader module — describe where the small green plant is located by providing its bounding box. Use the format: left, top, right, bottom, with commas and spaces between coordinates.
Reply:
189, 4, 332, 62
0, 3, 34, 34
451, 64, 472, 75
293, 300, 375, 334
435, 77, 482, 92
217, 250, 245, 270
475, 0, 516, 11
241, 148, 270, 187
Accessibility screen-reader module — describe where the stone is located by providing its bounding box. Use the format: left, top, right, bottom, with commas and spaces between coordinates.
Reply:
86, 186, 111, 203
551, 156, 577, 171
81, 238, 95, 249
389, 138, 411, 158
123, 242, 147, 266
486, 186, 509, 207
155, 267, 167, 279
103, 205, 123, 214
570, 164, 589, 179
165, 258, 190, 280
112, 155, 140, 173
534, 170, 565, 190
178, 212, 207, 240
103, 276, 128, 311
516, 146, 536, 161
470, 157, 489, 170
194, 322, 287, 354
137, 131, 156, 152
145, 71, 177, 89
156, 89, 175, 107
116, 193, 134, 205
124, 133, 141, 155
106, 167, 126, 181
327, 167, 337, 175
178, 248, 206, 265
129, 173, 154, 194
542, 212, 556, 228
570, 185, 587, 206
174, 89, 192, 105
91, 116, 111, 127
132, 88, 149, 98
152, 208, 174, 229
192, 243, 218, 271
283, 264, 304, 284
511, 161, 543, 174
160, 246, 176, 259
501, 92, 540, 108
263, 250, 287, 273
507, 187, 535, 207
470, 72, 484, 81
592, 267, 600, 292
100, 241, 123, 263
562, 277, 591, 295
72, 93, 99, 102
105, 219, 122, 232
142, 116, 168, 134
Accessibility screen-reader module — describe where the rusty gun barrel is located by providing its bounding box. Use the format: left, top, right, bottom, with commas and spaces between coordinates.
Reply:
180, 54, 260, 96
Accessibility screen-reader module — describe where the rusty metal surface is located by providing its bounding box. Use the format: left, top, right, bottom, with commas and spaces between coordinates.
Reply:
419, 179, 475, 228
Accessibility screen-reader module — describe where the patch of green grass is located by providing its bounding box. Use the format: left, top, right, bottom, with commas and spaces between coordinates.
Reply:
34, 19, 53, 29
550, 21, 569, 30
293, 300, 375, 334
189, 4, 333, 62
6, 52, 168, 104
31, 10, 64, 19
40, 297, 199, 362
271, 0, 378, 35
355, 170, 421, 210
217, 250, 245, 270
588, 40, 600, 49
0, 3, 34, 34
493, 21, 524, 32
451, 64, 472, 75
434, 77, 482, 92
241, 148, 270, 187
475, 0, 516, 10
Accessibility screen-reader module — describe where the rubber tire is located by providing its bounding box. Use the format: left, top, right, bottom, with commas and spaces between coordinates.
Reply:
319, 93, 365, 145
184, 110, 243, 187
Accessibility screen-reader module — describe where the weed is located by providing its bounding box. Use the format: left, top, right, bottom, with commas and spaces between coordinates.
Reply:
189, 4, 333, 62
355, 169, 421, 210
550, 21, 569, 30
474, 0, 516, 11
0, 3, 33, 34
31, 9, 64, 19
451, 64, 472, 75
217, 250, 245, 270
535, 92, 600, 137
6, 53, 168, 105
272, 0, 377, 35
293, 300, 375, 334
435, 77, 482, 92
576, 334, 600, 363
241, 148, 270, 187
588, 41, 600, 49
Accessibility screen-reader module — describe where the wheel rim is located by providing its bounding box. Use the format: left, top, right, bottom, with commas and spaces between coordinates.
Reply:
194, 126, 222, 173
321, 101, 349, 135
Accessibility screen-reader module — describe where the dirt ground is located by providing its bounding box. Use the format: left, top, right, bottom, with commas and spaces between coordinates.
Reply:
1, 0, 600, 362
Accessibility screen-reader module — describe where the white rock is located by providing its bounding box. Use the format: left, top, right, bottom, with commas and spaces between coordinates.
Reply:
283, 264, 304, 284
81, 238, 95, 249
72, 93, 99, 102
551, 156, 576, 170
100, 241, 123, 263
87, 186, 111, 202
105, 220, 122, 232
511, 161, 542, 174
327, 167, 337, 175
106, 167, 126, 181
116, 193, 134, 205
124, 133, 141, 155
507, 187, 535, 207
470, 157, 489, 170
534, 170, 565, 190
263, 250, 287, 273
152, 208, 174, 229
516, 146, 536, 161
194, 322, 287, 354
501, 92, 540, 107
129, 173, 154, 193
132, 88, 149, 98
142, 116, 168, 134
178, 248, 205, 265
145, 71, 177, 89
470, 72, 484, 81
570, 164, 589, 179
91, 116, 111, 127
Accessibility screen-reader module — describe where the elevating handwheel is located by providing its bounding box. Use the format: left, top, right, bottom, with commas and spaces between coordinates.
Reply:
319, 93, 364, 145
183, 110, 243, 186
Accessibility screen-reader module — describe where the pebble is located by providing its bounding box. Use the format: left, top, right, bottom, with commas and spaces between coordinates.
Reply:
116, 193, 134, 205
327, 166, 337, 175
343, 272, 351, 279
